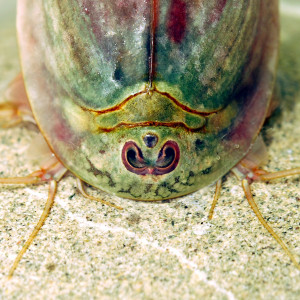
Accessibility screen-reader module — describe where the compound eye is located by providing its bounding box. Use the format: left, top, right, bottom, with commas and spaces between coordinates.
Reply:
154, 141, 180, 175
122, 142, 148, 175
156, 145, 176, 168
126, 147, 145, 169
122, 141, 180, 176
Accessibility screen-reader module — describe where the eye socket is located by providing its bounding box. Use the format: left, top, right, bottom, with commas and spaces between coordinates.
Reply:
122, 141, 148, 175
126, 147, 145, 168
122, 140, 180, 176
156, 146, 176, 168
154, 141, 180, 175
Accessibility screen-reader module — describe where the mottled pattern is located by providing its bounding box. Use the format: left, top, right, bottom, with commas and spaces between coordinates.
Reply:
29, 0, 262, 112
166, 0, 187, 43
156, 0, 260, 111
17, 0, 278, 200
42, 0, 150, 109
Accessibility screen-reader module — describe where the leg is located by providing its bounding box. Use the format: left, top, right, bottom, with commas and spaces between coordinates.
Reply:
1, 74, 122, 277
0, 73, 35, 127
208, 178, 222, 220
1, 151, 67, 277
0, 157, 67, 278
8, 180, 58, 278
241, 179, 300, 270
76, 178, 123, 210
258, 168, 300, 181
232, 136, 300, 269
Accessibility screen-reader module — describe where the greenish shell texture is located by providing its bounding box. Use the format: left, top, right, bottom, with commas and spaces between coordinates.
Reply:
18, 0, 278, 200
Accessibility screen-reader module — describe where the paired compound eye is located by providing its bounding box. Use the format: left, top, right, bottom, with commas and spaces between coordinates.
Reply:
155, 141, 179, 175
122, 140, 180, 175
126, 144, 145, 169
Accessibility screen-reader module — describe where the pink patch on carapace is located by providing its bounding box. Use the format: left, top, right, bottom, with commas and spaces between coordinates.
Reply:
81, 0, 102, 43
167, 0, 187, 44
54, 121, 73, 143
209, 0, 227, 24
52, 111, 79, 147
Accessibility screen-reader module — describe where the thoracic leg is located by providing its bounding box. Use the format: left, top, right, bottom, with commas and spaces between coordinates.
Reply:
232, 135, 300, 269
76, 178, 123, 210
0, 73, 70, 276
241, 179, 299, 270
208, 178, 222, 220
0, 73, 35, 127
2, 155, 67, 278
8, 180, 58, 278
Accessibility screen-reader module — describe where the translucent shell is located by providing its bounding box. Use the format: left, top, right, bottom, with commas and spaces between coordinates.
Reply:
17, 0, 279, 200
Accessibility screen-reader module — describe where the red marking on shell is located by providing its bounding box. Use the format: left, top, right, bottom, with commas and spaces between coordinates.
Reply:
80, 0, 145, 43
81, 0, 102, 43
81, 0, 143, 45
209, 0, 227, 24
52, 109, 80, 147
115, 0, 140, 26
228, 87, 267, 146
152, 0, 159, 29
167, 0, 187, 44
54, 121, 73, 142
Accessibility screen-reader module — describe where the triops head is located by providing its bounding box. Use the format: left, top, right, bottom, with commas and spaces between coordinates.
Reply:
17, 0, 278, 200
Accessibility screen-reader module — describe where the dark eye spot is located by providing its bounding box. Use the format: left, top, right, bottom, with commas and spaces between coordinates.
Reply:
143, 134, 158, 148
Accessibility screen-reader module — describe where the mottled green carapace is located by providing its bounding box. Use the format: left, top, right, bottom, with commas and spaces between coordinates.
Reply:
18, 0, 278, 200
